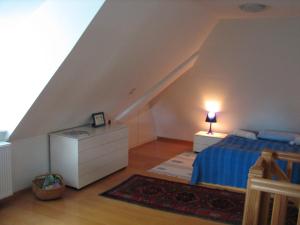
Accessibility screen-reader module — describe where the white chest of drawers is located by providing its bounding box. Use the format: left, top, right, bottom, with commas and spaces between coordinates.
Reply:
193, 131, 227, 153
50, 124, 128, 189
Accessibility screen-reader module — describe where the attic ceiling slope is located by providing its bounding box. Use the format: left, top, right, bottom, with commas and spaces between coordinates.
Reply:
11, 0, 216, 140
0, 0, 105, 137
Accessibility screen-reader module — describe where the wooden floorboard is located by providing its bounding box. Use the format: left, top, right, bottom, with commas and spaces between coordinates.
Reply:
0, 139, 225, 225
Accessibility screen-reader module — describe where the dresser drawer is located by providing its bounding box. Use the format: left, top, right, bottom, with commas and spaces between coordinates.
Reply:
78, 154, 128, 189
194, 136, 222, 146
78, 128, 128, 152
79, 148, 128, 176
78, 138, 128, 164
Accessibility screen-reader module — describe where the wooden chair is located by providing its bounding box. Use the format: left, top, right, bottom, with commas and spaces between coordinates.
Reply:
242, 150, 300, 225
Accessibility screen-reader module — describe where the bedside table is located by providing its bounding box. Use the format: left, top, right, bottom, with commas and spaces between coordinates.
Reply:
193, 131, 227, 153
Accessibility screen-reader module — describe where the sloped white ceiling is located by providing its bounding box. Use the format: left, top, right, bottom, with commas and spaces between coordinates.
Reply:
1, 0, 104, 135
11, 0, 300, 141
11, 0, 216, 140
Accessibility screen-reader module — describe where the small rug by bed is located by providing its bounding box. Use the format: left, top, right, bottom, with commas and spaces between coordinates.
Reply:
148, 152, 196, 180
101, 175, 298, 225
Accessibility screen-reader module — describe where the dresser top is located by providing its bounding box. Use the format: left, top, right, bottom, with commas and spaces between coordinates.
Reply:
195, 131, 227, 139
50, 124, 127, 140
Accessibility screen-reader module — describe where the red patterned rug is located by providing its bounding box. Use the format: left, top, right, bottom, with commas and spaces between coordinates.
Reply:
101, 175, 298, 225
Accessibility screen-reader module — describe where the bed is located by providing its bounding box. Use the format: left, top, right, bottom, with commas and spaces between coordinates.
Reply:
191, 135, 300, 188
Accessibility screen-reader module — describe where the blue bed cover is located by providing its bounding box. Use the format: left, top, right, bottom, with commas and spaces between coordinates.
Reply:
191, 135, 300, 188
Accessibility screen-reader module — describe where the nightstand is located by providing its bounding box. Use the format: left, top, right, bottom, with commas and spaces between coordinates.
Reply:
193, 131, 227, 153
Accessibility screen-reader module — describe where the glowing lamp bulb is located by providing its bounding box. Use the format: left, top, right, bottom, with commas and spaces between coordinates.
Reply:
207, 112, 216, 119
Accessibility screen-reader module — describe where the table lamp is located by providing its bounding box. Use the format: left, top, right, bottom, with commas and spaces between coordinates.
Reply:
205, 112, 217, 135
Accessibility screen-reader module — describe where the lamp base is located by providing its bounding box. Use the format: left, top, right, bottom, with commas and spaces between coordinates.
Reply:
207, 123, 213, 135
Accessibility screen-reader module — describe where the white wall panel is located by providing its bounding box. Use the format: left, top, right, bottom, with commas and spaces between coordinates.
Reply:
11, 135, 49, 192
152, 18, 300, 141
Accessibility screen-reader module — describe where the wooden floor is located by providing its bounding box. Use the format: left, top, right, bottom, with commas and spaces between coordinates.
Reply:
0, 139, 225, 225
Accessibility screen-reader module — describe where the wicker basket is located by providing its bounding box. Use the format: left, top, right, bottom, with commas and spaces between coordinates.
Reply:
32, 174, 65, 200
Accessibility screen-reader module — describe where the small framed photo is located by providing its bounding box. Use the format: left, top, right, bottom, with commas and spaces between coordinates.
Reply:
91, 112, 105, 127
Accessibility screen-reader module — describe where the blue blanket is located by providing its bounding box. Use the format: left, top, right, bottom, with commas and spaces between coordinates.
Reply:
191, 135, 300, 188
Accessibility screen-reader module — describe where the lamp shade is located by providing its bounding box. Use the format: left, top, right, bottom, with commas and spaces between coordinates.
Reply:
205, 112, 217, 123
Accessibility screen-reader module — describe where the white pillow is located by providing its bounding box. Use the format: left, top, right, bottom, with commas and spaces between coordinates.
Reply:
258, 130, 296, 142
232, 129, 257, 140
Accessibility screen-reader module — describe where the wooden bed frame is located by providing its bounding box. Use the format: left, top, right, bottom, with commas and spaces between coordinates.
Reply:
242, 150, 300, 225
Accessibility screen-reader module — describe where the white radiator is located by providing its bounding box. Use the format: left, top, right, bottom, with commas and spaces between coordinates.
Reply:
0, 142, 13, 200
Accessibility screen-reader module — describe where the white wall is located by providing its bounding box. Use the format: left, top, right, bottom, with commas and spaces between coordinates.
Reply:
125, 105, 157, 149
11, 135, 49, 192
9, 3, 300, 191
151, 18, 300, 141
8, 0, 216, 191
11, 0, 215, 141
